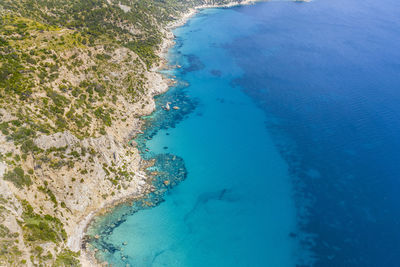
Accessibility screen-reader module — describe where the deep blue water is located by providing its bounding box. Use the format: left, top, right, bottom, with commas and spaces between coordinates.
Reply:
86, 0, 400, 266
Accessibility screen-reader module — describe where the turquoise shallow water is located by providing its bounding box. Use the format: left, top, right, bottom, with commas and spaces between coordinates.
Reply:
87, 0, 400, 266
86, 7, 303, 267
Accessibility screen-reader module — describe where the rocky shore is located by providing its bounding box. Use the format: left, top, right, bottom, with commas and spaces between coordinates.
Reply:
77, 1, 263, 266
0, 1, 261, 266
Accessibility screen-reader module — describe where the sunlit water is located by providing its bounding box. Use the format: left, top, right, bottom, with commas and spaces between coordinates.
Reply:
86, 0, 400, 266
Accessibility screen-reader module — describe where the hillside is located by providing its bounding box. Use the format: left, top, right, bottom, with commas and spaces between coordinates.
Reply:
0, 0, 251, 265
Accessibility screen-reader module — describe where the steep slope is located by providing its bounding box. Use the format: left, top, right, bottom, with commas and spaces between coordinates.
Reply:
0, 0, 253, 265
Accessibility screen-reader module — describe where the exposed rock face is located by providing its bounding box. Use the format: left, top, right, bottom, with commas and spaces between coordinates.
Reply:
1, 123, 155, 264
34, 131, 79, 150
0, 0, 261, 265
0, 22, 169, 265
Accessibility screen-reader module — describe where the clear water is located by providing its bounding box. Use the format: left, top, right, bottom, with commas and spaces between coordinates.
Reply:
86, 0, 400, 266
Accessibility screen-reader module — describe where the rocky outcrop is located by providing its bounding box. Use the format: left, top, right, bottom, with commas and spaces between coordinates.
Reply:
34, 131, 79, 150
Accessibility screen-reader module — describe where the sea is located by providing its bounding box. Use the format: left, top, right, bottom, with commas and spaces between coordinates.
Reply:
86, 0, 400, 266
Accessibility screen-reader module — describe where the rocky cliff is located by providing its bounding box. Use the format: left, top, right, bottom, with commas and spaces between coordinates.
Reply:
0, 0, 256, 265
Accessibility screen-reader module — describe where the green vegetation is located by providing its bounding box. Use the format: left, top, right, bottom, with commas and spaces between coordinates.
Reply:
0, 0, 239, 144
54, 249, 80, 267
19, 200, 66, 244
38, 185, 58, 206
3, 167, 32, 188
0, 0, 245, 265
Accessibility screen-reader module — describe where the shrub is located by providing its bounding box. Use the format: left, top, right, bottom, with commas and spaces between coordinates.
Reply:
95, 53, 111, 61
3, 167, 32, 188
21, 139, 40, 153
69, 151, 80, 158
20, 201, 66, 244
10, 127, 35, 143
38, 186, 58, 206
55, 249, 80, 267
94, 107, 112, 126
0, 122, 9, 135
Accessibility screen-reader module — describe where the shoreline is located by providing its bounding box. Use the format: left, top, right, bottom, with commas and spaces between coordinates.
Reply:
79, 1, 262, 265
75, 160, 156, 266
